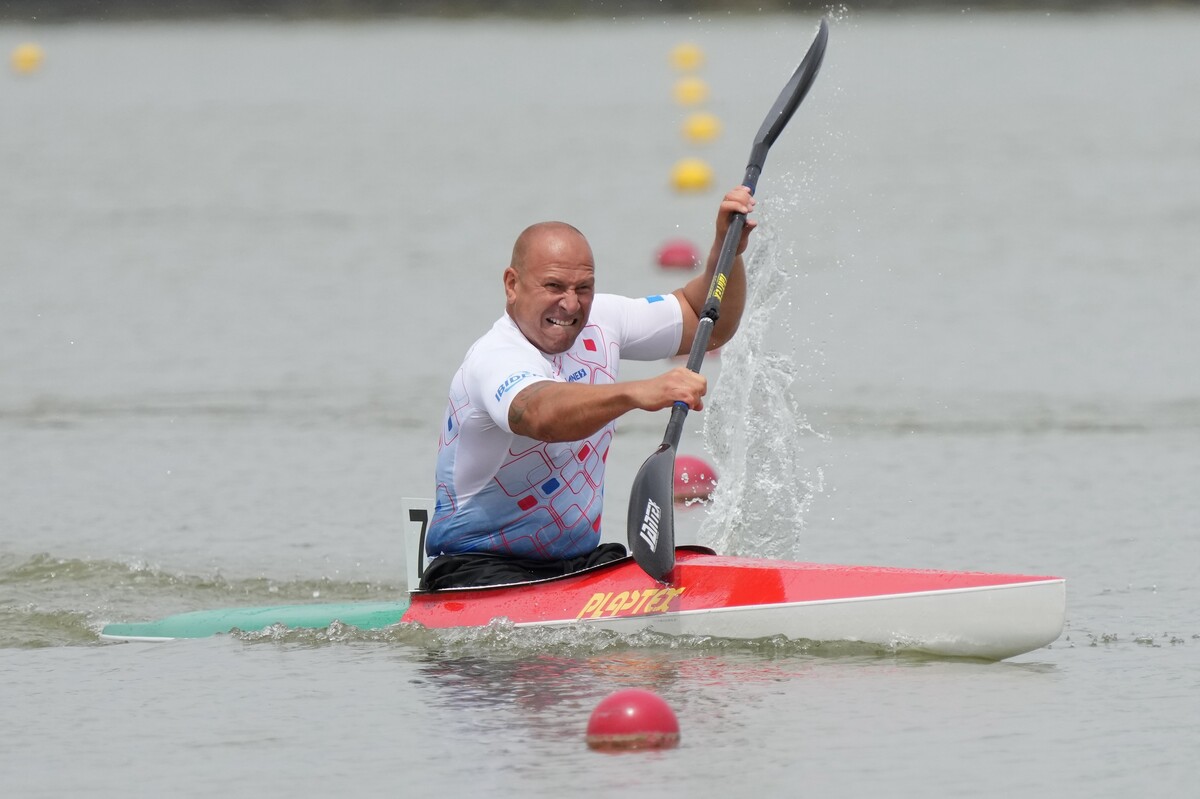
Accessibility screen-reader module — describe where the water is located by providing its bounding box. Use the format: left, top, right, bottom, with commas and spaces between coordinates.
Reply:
3, 10, 1199, 796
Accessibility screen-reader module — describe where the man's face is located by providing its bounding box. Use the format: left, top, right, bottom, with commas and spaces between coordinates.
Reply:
504, 231, 595, 354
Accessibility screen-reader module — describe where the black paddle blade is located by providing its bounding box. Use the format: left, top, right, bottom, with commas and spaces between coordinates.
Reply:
755, 18, 829, 152
744, 18, 830, 190
627, 443, 677, 582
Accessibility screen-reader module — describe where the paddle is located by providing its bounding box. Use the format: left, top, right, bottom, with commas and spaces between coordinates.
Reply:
627, 19, 829, 582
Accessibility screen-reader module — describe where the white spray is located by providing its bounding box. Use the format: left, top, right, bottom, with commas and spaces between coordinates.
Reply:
697, 195, 828, 560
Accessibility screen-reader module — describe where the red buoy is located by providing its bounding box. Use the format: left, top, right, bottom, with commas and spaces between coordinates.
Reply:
674, 455, 718, 502
586, 688, 680, 751
655, 239, 701, 270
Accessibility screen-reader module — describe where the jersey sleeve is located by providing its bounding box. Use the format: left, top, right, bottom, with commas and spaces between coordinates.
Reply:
464, 340, 552, 434
603, 293, 683, 361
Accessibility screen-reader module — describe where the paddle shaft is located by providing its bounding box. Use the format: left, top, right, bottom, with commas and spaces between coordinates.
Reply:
657, 42, 818, 449
628, 19, 829, 582
659, 188, 755, 451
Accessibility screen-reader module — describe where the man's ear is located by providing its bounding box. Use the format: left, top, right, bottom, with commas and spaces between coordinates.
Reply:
503, 267, 518, 305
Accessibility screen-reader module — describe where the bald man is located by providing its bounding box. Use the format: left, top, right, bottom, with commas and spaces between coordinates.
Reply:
425, 187, 755, 580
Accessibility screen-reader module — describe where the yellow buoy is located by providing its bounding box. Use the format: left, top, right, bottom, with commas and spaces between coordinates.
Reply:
670, 158, 714, 193
672, 76, 709, 107
669, 42, 705, 72
682, 111, 721, 144
10, 42, 45, 75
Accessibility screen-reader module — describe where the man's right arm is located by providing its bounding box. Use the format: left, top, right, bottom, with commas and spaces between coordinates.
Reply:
508, 368, 707, 443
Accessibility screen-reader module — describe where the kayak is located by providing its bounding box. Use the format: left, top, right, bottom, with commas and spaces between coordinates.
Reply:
99, 500, 1066, 660
100, 548, 1064, 660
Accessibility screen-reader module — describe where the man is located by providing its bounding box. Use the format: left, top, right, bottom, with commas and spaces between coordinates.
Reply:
424, 186, 755, 585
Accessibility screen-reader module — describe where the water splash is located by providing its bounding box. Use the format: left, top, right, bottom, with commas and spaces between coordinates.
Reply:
233, 616, 900, 662
698, 200, 828, 560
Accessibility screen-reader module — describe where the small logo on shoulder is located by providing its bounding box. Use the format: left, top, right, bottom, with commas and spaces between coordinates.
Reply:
567, 368, 588, 383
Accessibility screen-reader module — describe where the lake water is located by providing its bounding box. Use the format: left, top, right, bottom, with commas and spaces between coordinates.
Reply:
3, 10, 1199, 797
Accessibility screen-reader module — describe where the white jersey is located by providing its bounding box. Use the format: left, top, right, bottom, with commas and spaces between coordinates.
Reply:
427, 293, 683, 560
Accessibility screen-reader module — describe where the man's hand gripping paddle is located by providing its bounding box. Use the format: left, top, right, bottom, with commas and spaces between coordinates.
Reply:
627, 19, 829, 582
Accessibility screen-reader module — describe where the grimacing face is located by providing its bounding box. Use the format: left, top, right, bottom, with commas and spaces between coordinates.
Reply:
504, 228, 595, 354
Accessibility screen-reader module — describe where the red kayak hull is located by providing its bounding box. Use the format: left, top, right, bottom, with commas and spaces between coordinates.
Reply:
402, 548, 1065, 659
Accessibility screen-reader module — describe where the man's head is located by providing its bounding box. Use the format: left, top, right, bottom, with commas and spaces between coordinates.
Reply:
504, 221, 595, 354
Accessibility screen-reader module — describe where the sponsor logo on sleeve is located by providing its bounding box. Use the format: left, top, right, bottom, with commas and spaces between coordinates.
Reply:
494, 371, 536, 403
567, 368, 588, 383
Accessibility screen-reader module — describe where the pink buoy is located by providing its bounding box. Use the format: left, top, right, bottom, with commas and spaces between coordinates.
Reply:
674, 455, 718, 502
586, 688, 680, 751
655, 239, 701, 270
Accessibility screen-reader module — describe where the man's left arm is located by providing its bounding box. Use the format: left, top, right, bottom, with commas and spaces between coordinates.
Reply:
672, 185, 756, 356
508, 369, 707, 443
